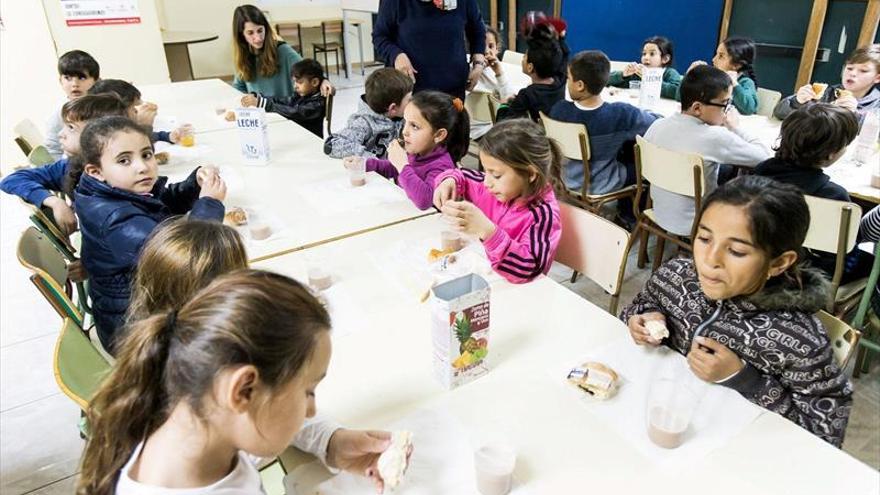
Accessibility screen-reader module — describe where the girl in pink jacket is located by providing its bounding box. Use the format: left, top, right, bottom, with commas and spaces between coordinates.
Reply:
433, 119, 562, 283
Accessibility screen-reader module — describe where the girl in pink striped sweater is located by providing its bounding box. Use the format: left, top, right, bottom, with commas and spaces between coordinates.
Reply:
433, 119, 562, 283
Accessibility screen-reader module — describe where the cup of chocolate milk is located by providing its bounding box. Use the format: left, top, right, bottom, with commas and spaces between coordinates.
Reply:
645, 377, 700, 449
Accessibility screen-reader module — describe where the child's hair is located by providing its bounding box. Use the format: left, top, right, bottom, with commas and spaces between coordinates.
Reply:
76, 269, 331, 495
846, 43, 880, 72
701, 175, 809, 282
364, 68, 413, 114
409, 90, 470, 162
292, 58, 325, 83
480, 119, 562, 200
88, 79, 142, 107
126, 218, 249, 324
569, 50, 610, 95
525, 24, 563, 79
232, 4, 279, 81
58, 50, 100, 79
80, 116, 151, 169
680, 65, 732, 110
721, 36, 757, 84
60, 95, 130, 194
485, 24, 502, 49
643, 35, 674, 67
775, 103, 859, 168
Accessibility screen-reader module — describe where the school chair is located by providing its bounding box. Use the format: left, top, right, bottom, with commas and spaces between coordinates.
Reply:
325, 92, 335, 137
625, 135, 704, 273
815, 310, 861, 369
17, 227, 84, 328
802, 195, 864, 315
850, 241, 880, 378
555, 202, 631, 314
501, 50, 524, 66
756, 88, 782, 119
54, 317, 112, 412
540, 112, 637, 214
275, 22, 304, 54
464, 91, 499, 163
14, 118, 45, 157
257, 458, 288, 495
314, 20, 347, 78
28, 145, 55, 167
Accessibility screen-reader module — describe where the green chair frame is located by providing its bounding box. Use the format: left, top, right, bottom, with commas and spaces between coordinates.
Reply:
850, 241, 880, 377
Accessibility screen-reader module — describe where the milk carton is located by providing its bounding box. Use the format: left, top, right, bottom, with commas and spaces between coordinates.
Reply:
236, 107, 270, 165
639, 67, 664, 111
430, 274, 490, 389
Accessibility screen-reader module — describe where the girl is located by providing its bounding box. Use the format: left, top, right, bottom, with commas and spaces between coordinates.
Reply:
687, 36, 759, 115
77, 270, 395, 494
607, 36, 682, 100
470, 25, 515, 139
231, 4, 332, 98
621, 175, 852, 447
74, 116, 227, 354
433, 119, 562, 284
775, 44, 880, 120
348, 90, 469, 210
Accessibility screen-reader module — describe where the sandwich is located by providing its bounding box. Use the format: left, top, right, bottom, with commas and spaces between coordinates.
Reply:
567, 362, 618, 399
645, 319, 669, 341
377, 430, 412, 491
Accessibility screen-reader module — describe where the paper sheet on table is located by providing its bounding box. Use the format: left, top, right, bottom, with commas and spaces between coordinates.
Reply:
321, 285, 364, 339
154, 141, 213, 166
555, 339, 763, 471
293, 173, 410, 215
313, 408, 530, 495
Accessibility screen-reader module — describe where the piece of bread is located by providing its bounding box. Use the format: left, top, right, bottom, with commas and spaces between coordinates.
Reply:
154, 151, 169, 165
811, 82, 828, 98
836, 88, 853, 99
377, 430, 412, 491
567, 362, 618, 399
224, 110, 236, 121
224, 207, 248, 226
645, 320, 669, 341
427, 248, 455, 263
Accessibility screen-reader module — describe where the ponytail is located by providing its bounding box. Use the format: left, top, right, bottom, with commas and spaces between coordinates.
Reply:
723, 36, 758, 85
480, 119, 559, 201
446, 97, 471, 163
409, 90, 471, 163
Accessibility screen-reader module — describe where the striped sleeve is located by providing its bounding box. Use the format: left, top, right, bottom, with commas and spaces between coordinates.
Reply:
860, 205, 880, 242
483, 200, 560, 284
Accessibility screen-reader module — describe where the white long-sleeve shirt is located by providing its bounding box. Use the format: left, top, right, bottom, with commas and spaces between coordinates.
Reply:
44, 99, 67, 161
115, 416, 341, 494
469, 67, 514, 139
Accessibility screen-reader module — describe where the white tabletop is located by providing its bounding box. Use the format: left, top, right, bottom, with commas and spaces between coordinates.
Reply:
252, 215, 879, 494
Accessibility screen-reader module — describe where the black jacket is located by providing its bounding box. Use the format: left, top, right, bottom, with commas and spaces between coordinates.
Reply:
496, 77, 565, 122
755, 157, 849, 201
257, 91, 326, 138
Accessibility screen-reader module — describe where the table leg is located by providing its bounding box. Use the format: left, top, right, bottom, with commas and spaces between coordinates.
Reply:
356, 23, 365, 76
164, 44, 195, 82
343, 9, 353, 79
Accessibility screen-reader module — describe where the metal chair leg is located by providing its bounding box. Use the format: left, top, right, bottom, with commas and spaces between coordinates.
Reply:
570, 270, 579, 283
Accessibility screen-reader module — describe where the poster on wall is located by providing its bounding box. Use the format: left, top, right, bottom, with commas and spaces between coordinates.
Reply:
61, 0, 141, 27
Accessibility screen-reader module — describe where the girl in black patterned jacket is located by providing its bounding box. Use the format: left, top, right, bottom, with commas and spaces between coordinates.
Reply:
621, 176, 852, 447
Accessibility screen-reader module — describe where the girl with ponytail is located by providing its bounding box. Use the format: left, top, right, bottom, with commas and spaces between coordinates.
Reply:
687, 36, 759, 115
345, 90, 470, 210
79, 269, 400, 494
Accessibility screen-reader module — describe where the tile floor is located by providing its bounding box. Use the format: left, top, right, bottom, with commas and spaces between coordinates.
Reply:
1, 74, 877, 494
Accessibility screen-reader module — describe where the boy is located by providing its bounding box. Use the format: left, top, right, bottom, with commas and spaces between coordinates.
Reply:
88, 79, 184, 144
1, 94, 129, 235
495, 33, 564, 122
644, 65, 770, 236
324, 68, 413, 158
45, 50, 100, 160
549, 50, 659, 200
241, 59, 327, 138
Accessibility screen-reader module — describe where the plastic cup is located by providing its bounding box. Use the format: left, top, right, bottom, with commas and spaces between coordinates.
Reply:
179, 124, 195, 147
440, 230, 463, 252
347, 156, 367, 187
247, 210, 272, 241
307, 266, 332, 291
474, 443, 516, 495
645, 377, 700, 449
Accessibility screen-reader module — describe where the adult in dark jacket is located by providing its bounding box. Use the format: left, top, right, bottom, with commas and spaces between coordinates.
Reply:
373, 0, 487, 99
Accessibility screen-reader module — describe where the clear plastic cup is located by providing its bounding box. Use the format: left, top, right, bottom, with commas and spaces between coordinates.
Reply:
645, 377, 700, 449
628, 80, 641, 99
474, 443, 516, 495
179, 124, 195, 147
307, 266, 332, 291
440, 230, 463, 252
247, 210, 272, 241
347, 156, 367, 187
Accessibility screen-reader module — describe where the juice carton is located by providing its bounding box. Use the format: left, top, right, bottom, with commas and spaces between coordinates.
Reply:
236, 107, 271, 165
639, 67, 664, 110
430, 274, 490, 389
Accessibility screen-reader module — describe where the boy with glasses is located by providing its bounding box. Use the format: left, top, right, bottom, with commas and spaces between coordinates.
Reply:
643, 65, 770, 236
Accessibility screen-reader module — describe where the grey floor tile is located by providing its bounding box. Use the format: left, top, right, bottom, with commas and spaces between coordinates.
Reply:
23, 474, 77, 495
1, 333, 60, 412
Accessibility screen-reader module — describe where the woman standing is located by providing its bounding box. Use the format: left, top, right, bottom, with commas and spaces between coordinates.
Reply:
373, 0, 487, 100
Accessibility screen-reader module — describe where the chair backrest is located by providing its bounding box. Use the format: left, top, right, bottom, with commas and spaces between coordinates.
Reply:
17, 227, 83, 325
321, 19, 344, 40
28, 145, 55, 167
465, 91, 498, 124
26, 202, 77, 259
14, 118, 44, 152
802, 195, 861, 255
325, 92, 335, 137
756, 88, 782, 118
635, 135, 704, 197
540, 112, 590, 161
555, 203, 630, 310
258, 458, 288, 495
54, 318, 112, 409
815, 310, 861, 368
501, 50, 524, 66
275, 22, 303, 51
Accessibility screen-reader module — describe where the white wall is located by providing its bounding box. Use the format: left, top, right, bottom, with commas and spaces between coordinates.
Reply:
157, 0, 374, 80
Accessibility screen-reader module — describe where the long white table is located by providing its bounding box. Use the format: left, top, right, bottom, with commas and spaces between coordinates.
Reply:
253, 215, 879, 494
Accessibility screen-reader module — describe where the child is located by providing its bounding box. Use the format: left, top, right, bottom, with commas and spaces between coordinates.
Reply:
774, 44, 880, 121
88, 79, 187, 144
470, 25, 516, 139
324, 67, 412, 159
607, 36, 682, 100
1, 94, 129, 235
74, 116, 227, 353
644, 65, 770, 236
433, 119, 562, 283
621, 176, 852, 447
495, 24, 565, 122
77, 270, 396, 494
241, 58, 327, 138
349, 90, 469, 210
550, 50, 659, 198
686, 36, 759, 115
520, 12, 570, 82
45, 50, 100, 160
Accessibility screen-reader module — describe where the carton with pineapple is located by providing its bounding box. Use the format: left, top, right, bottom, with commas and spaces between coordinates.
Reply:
430, 274, 490, 389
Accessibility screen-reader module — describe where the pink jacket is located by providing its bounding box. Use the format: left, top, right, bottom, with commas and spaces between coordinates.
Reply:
435, 168, 561, 284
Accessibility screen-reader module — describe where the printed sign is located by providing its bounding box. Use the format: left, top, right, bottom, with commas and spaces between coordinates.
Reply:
61, 0, 141, 27
639, 67, 664, 110
236, 108, 271, 165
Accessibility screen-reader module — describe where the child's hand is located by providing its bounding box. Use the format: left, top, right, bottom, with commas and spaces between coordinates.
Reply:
433, 178, 457, 209
320, 79, 335, 97
723, 106, 741, 130
687, 60, 707, 73
623, 63, 639, 78
725, 71, 740, 86
135, 102, 158, 126
199, 172, 227, 202
687, 336, 744, 383
387, 140, 408, 173
43, 196, 78, 235
327, 429, 409, 494
627, 312, 665, 346
240, 94, 258, 107
486, 52, 502, 76
834, 94, 858, 112
796, 84, 816, 104
196, 165, 220, 186
67, 259, 88, 283
394, 53, 418, 82
441, 200, 496, 240
169, 124, 194, 144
